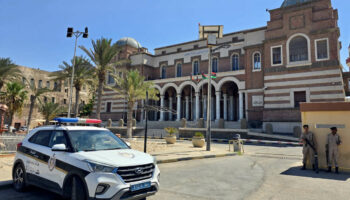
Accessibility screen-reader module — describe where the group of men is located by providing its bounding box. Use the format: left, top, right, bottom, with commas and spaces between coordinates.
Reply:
301, 125, 342, 173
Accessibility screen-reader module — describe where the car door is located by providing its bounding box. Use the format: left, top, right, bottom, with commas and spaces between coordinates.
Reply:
46, 130, 70, 189
26, 130, 54, 186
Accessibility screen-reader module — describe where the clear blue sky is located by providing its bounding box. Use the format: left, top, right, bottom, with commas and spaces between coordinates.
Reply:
0, 0, 349, 71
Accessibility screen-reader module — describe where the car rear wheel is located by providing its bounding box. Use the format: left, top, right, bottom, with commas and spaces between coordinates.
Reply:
70, 176, 86, 200
13, 163, 27, 192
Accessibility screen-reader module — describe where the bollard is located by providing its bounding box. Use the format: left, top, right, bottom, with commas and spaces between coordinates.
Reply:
119, 119, 124, 127
107, 119, 112, 127
233, 134, 244, 154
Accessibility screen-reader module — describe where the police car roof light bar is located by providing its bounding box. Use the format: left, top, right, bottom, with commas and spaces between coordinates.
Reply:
53, 117, 102, 124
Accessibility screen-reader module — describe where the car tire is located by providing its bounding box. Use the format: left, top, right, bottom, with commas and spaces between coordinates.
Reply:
13, 163, 27, 192
70, 176, 86, 200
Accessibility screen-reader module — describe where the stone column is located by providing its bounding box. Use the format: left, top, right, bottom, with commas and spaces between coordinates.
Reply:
177, 94, 181, 121
211, 96, 215, 121
239, 91, 244, 120
229, 96, 234, 121
216, 91, 221, 120
203, 95, 207, 120
160, 95, 165, 121
185, 96, 190, 120
223, 93, 228, 121
168, 97, 173, 121
195, 92, 200, 120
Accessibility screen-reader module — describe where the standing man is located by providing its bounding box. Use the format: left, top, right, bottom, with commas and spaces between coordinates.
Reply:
326, 127, 342, 173
300, 125, 317, 170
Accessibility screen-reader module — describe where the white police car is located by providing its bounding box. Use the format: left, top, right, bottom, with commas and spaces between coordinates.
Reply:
12, 118, 160, 200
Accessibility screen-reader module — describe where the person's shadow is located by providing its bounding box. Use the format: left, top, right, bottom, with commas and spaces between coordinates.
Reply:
281, 166, 350, 181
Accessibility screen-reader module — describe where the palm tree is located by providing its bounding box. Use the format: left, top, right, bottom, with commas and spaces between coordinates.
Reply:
1, 82, 28, 127
0, 58, 20, 91
39, 102, 64, 125
23, 78, 51, 132
52, 56, 94, 117
111, 70, 158, 138
79, 38, 122, 119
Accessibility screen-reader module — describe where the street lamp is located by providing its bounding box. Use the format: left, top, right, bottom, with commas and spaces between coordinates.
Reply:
347, 44, 350, 68
206, 35, 230, 151
66, 27, 88, 118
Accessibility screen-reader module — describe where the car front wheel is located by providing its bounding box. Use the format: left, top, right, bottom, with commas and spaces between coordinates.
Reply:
13, 163, 27, 192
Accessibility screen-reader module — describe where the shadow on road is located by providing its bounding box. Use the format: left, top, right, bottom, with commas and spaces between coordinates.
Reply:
281, 166, 350, 181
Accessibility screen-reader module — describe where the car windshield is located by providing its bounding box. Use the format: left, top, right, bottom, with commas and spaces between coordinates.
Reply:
67, 130, 129, 152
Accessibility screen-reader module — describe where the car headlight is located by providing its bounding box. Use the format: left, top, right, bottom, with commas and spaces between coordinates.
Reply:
86, 161, 117, 173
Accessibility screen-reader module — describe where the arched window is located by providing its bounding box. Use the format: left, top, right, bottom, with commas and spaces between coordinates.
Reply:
176, 63, 182, 77
231, 54, 239, 71
253, 52, 261, 71
289, 35, 308, 62
212, 57, 218, 73
193, 60, 199, 75
161, 65, 166, 79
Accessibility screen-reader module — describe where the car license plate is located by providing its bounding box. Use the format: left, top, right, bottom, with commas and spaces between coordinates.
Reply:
130, 182, 151, 192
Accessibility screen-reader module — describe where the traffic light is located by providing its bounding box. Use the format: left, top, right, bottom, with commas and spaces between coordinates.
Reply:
83, 27, 88, 38
67, 27, 73, 38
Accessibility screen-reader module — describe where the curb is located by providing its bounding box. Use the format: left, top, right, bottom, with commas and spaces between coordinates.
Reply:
133, 136, 302, 146
0, 153, 15, 158
0, 180, 12, 190
156, 153, 237, 164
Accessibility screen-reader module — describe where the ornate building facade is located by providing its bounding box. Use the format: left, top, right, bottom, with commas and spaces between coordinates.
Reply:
96, 0, 347, 133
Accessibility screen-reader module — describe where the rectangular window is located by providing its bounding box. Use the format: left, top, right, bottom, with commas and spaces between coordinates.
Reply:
22, 77, 26, 84
52, 97, 55, 103
193, 61, 199, 75
64, 99, 67, 104
107, 72, 115, 84
316, 39, 329, 60
162, 51, 166, 55
38, 80, 42, 88
44, 96, 47, 103
106, 102, 112, 113
177, 48, 182, 52
46, 81, 50, 89
30, 78, 35, 87
272, 46, 282, 65
294, 91, 306, 108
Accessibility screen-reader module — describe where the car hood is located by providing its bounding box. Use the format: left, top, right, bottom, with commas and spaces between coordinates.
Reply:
72, 149, 154, 167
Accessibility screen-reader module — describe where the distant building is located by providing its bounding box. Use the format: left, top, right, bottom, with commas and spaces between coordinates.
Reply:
96, 0, 347, 133
2, 66, 91, 129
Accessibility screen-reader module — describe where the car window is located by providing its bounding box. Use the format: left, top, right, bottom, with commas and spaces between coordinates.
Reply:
68, 130, 129, 152
28, 130, 52, 147
49, 130, 68, 147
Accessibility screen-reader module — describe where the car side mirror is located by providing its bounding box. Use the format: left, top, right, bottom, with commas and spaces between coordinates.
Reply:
52, 144, 67, 151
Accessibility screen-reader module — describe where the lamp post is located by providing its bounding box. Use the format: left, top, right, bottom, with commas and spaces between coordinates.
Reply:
206, 34, 230, 151
66, 27, 88, 118
347, 44, 350, 68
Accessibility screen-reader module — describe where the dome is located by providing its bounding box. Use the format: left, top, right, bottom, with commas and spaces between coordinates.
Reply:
116, 37, 142, 49
281, 0, 313, 8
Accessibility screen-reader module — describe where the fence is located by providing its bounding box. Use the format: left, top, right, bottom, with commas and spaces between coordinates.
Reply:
0, 135, 25, 153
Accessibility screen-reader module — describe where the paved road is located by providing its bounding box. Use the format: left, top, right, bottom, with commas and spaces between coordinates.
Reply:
2, 149, 350, 200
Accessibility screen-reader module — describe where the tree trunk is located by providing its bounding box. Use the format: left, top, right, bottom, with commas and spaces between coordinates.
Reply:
74, 88, 80, 118
0, 81, 3, 91
126, 103, 134, 138
27, 95, 36, 133
8, 112, 14, 129
96, 79, 103, 120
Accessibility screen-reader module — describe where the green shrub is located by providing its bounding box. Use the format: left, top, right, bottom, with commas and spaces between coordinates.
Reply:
164, 127, 178, 136
194, 132, 204, 138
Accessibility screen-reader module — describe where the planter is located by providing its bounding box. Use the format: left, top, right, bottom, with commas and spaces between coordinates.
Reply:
192, 136, 205, 148
165, 135, 176, 144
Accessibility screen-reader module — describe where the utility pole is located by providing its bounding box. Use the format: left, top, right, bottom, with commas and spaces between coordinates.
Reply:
206, 46, 212, 151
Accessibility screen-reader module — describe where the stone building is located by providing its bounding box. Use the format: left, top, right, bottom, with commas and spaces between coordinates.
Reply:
95, 0, 348, 133
3, 66, 91, 129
